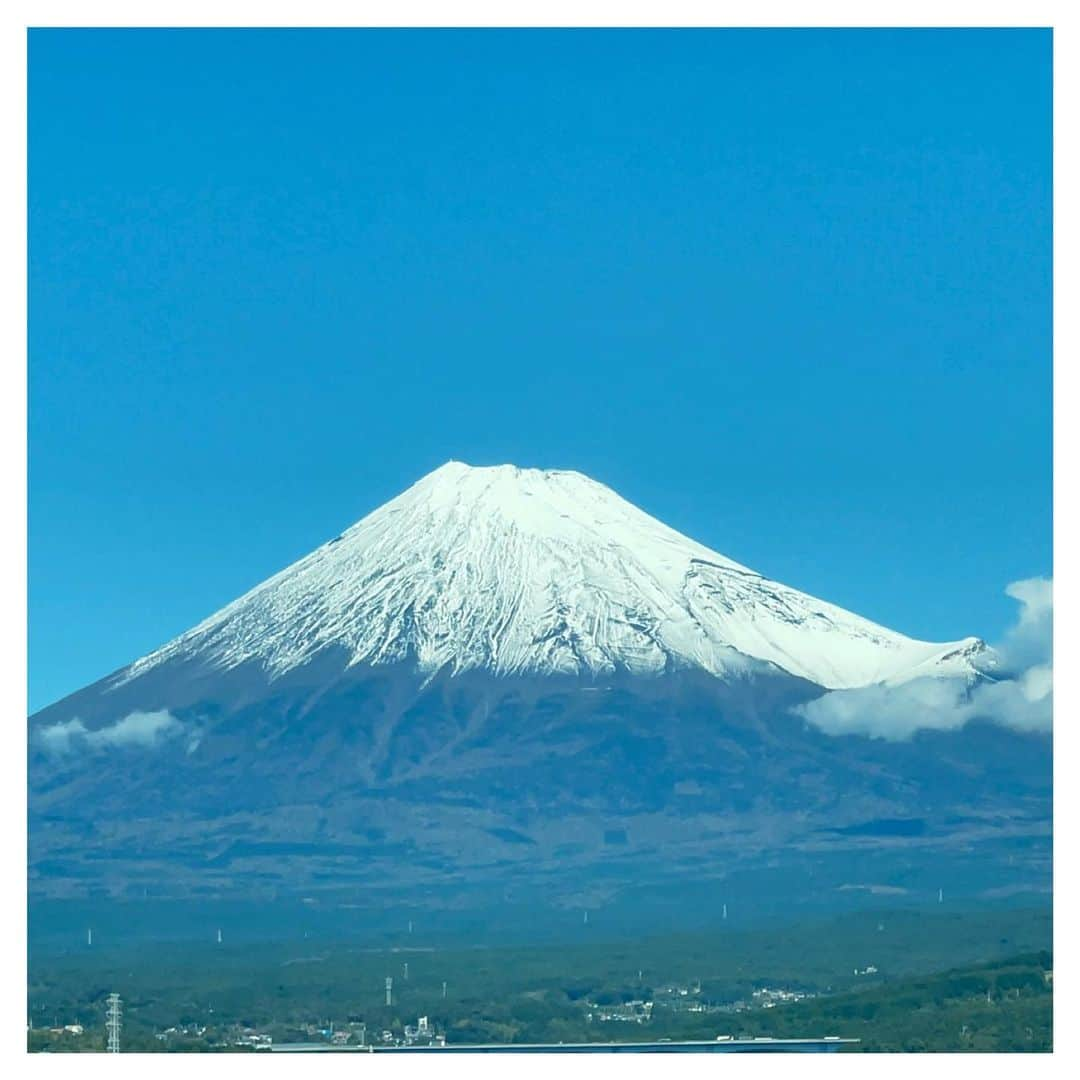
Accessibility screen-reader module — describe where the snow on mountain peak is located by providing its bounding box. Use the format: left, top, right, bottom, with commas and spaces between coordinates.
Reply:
119, 461, 990, 691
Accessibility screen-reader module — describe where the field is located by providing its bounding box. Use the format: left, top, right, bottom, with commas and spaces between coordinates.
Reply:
28, 904, 1051, 1052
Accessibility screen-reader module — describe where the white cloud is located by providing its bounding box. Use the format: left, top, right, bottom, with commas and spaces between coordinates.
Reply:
85, 709, 183, 748
797, 677, 972, 739
999, 577, 1052, 674
36, 710, 185, 755
36, 718, 89, 755
797, 578, 1052, 740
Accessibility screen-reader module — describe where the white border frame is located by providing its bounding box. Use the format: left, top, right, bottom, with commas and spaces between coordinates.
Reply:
6, 7, 1071, 1078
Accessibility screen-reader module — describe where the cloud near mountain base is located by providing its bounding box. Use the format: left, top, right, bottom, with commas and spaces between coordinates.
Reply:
796, 577, 1052, 740
35, 709, 185, 755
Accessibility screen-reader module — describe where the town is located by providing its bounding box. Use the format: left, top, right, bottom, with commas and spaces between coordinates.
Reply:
26, 907, 1053, 1053
28, 978, 844, 1052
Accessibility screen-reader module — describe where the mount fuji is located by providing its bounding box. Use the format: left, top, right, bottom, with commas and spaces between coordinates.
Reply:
120, 461, 990, 691
29, 463, 1049, 919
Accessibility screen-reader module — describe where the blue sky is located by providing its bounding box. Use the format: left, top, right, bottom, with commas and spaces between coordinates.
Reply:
29, 29, 1051, 712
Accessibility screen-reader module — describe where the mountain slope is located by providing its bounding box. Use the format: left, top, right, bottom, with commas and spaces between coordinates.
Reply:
113, 461, 989, 693
31, 463, 1046, 913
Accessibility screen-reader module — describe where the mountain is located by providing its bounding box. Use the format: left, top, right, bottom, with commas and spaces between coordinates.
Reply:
122, 461, 990, 691
28, 463, 1048, 923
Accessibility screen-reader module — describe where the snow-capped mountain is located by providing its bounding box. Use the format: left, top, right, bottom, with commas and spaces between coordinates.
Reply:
31, 463, 1047, 912
118, 461, 990, 693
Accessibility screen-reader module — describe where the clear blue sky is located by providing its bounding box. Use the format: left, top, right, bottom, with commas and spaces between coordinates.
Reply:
29, 29, 1052, 712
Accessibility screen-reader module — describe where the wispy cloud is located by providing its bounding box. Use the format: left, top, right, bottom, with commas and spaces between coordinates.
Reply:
796, 577, 1052, 740
36, 718, 90, 756
35, 710, 185, 755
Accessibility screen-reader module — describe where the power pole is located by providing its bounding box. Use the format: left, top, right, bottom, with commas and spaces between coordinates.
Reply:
105, 993, 122, 1053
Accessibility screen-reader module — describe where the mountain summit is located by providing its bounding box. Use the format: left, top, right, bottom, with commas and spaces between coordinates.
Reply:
119, 461, 988, 693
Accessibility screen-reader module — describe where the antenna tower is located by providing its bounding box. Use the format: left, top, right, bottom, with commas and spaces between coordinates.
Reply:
105, 993, 122, 1053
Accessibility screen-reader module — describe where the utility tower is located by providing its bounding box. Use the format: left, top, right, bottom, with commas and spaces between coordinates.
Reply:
105, 993, 122, 1053
385, 977, 393, 1007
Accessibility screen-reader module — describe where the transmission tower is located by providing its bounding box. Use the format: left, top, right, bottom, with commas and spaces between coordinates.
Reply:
105, 993, 122, 1053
